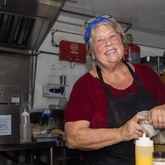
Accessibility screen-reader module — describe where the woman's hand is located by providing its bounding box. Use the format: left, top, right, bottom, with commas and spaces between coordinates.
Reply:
148, 104, 165, 128
118, 113, 148, 141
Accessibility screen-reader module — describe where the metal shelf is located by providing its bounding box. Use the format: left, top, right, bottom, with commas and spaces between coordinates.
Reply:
141, 56, 165, 74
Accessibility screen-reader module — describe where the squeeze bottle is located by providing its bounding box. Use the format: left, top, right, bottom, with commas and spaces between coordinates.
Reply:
20, 108, 32, 143
135, 133, 154, 165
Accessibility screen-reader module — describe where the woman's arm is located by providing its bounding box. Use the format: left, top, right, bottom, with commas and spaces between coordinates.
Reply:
65, 113, 146, 151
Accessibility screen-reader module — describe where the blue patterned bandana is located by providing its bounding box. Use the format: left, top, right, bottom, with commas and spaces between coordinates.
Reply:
85, 16, 111, 43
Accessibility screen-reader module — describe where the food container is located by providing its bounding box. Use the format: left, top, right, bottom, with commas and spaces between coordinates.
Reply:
153, 151, 165, 165
139, 110, 160, 137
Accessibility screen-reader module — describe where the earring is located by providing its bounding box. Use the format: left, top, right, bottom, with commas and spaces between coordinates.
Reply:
92, 55, 95, 60
92, 56, 96, 68
92, 61, 96, 68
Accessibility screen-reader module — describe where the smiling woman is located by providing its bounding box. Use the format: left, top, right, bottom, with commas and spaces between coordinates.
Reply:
85, 16, 127, 59
64, 15, 165, 165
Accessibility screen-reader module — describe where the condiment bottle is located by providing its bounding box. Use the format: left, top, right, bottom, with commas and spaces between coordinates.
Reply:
135, 133, 154, 165
153, 152, 165, 165
20, 108, 32, 143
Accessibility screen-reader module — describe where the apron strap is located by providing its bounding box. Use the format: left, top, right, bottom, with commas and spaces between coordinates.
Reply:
96, 65, 112, 98
96, 61, 144, 93
122, 61, 144, 89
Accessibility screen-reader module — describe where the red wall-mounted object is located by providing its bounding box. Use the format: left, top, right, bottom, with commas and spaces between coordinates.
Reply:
124, 34, 140, 64
59, 40, 86, 63
124, 43, 140, 63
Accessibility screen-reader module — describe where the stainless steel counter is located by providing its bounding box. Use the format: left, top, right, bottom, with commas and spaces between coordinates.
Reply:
0, 137, 65, 165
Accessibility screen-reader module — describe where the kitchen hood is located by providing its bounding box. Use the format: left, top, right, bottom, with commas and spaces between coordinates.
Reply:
0, 0, 66, 55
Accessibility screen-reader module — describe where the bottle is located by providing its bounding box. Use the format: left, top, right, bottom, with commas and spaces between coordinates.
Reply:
135, 133, 154, 165
20, 108, 32, 143
153, 152, 165, 165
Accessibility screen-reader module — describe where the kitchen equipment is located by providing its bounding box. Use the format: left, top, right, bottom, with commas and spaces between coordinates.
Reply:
0, 85, 21, 144
141, 56, 165, 74
0, 0, 66, 54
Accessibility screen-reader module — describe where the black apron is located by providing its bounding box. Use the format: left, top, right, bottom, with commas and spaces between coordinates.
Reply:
82, 62, 157, 165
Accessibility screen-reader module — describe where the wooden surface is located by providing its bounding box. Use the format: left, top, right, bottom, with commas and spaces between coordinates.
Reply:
154, 144, 165, 152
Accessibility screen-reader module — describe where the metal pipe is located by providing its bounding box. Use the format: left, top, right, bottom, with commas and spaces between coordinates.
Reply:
157, 56, 160, 74
39, 50, 59, 56
0, 46, 33, 55
54, 29, 83, 36
51, 28, 83, 47
30, 54, 38, 109
49, 147, 54, 165
57, 19, 83, 27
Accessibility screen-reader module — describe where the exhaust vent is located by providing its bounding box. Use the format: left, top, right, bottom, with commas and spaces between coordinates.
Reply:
0, 0, 66, 54
0, 13, 35, 49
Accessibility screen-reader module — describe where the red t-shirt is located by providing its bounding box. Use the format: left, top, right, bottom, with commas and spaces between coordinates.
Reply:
64, 64, 165, 128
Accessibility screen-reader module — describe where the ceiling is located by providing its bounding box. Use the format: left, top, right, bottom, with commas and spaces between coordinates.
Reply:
62, 0, 165, 49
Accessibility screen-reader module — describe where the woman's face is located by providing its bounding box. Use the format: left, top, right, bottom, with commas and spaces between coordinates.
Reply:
90, 24, 124, 67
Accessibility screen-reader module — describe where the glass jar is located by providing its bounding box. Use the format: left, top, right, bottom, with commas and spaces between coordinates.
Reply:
153, 152, 165, 165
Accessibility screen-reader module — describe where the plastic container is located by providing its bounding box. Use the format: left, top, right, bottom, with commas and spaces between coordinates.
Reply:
20, 108, 32, 143
135, 133, 154, 165
139, 110, 160, 137
153, 152, 165, 165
